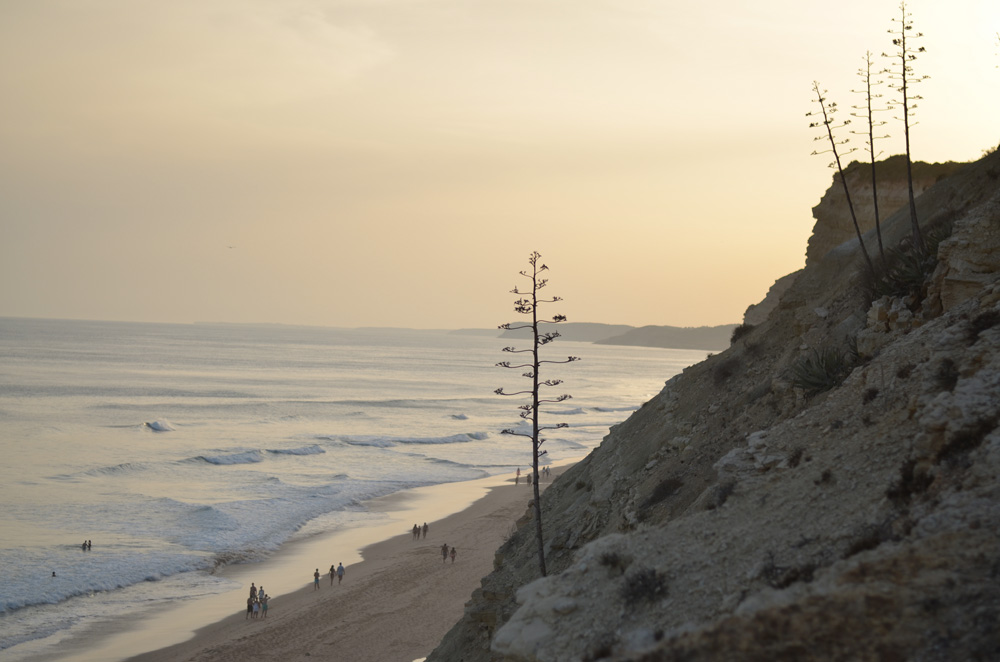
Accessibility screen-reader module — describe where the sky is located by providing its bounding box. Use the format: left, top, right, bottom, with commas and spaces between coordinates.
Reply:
1, 0, 998, 330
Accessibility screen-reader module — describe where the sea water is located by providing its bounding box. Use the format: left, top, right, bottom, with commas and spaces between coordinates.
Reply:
0, 317, 708, 659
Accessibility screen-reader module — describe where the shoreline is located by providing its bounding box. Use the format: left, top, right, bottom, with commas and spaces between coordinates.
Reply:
20, 464, 571, 662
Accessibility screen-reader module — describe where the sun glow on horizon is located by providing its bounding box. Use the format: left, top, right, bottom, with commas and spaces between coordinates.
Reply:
1, 0, 997, 329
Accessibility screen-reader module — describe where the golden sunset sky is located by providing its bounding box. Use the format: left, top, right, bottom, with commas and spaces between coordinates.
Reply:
2, 0, 997, 329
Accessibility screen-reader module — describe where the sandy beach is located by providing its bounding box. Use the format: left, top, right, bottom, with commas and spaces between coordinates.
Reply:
104, 467, 565, 662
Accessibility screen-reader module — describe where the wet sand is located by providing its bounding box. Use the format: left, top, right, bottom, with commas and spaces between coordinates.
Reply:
114, 467, 564, 662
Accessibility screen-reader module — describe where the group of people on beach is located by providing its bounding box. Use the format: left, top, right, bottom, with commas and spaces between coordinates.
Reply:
318, 562, 345, 587
80, 540, 92, 551
514, 466, 551, 485
246, 582, 269, 620
243, 514, 465, 621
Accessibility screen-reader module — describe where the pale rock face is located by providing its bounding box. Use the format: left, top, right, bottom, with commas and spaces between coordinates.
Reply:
805, 158, 962, 266
490, 294, 1000, 662
926, 192, 1000, 315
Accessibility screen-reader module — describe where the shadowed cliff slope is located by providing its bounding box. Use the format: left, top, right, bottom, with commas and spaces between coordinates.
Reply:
428, 149, 1000, 662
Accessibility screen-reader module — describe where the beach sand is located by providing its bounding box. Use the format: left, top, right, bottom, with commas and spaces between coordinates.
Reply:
107, 467, 565, 662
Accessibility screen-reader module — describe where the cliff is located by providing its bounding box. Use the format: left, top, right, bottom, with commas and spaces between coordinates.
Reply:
806, 156, 964, 265
428, 149, 1000, 662
745, 156, 965, 328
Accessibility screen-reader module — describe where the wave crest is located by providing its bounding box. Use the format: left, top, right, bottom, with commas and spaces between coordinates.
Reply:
266, 445, 325, 456
144, 420, 174, 432
194, 451, 263, 465
341, 432, 488, 447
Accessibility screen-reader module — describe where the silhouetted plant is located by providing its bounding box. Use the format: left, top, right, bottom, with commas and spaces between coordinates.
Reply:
495, 251, 579, 577
851, 51, 891, 264
884, 1, 931, 254
808, 81, 876, 281
790, 345, 852, 394
730, 323, 754, 344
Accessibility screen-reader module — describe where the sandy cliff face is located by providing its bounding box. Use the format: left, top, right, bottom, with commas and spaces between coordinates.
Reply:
428, 151, 1000, 662
806, 156, 964, 266
744, 157, 964, 327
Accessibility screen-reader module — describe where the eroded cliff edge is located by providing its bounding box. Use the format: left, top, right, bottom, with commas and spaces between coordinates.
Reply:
429, 150, 1000, 662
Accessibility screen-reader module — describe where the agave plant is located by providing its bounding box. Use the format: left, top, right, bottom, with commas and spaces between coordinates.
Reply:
790, 346, 852, 394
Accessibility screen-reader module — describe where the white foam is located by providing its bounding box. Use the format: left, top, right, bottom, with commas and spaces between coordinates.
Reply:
196, 450, 263, 465
144, 420, 174, 432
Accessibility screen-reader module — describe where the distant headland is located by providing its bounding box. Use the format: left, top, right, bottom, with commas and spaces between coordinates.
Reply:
452, 322, 737, 351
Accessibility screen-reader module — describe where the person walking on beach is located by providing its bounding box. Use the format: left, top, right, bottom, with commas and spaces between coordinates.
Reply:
246, 596, 254, 620
515, 468, 520, 484
252, 598, 260, 619
250, 583, 257, 600
450, 546, 457, 563
330, 564, 336, 585
412, 523, 419, 540
261, 594, 268, 619
313, 568, 320, 590
441, 543, 449, 563
336, 562, 345, 584
422, 522, 428, 538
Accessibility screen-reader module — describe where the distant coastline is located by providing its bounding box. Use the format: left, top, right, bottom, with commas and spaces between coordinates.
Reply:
456, 322, 738, 351
2, 315, 736, 351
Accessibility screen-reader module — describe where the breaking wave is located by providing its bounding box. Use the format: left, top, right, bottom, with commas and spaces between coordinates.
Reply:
266, 445, 325, 456
340, 432, 488, 448
144, 420, 174, 432
193, 450, 264, 466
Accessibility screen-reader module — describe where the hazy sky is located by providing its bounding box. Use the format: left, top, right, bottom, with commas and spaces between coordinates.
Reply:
2, 1, 998, 329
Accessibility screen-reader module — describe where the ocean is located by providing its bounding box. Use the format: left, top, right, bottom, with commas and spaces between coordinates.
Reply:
0, 317, 708, 660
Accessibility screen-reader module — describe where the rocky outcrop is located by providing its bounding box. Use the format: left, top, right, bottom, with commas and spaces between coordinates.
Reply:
806, 156, 964, 265
427, 150, 1000, 662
